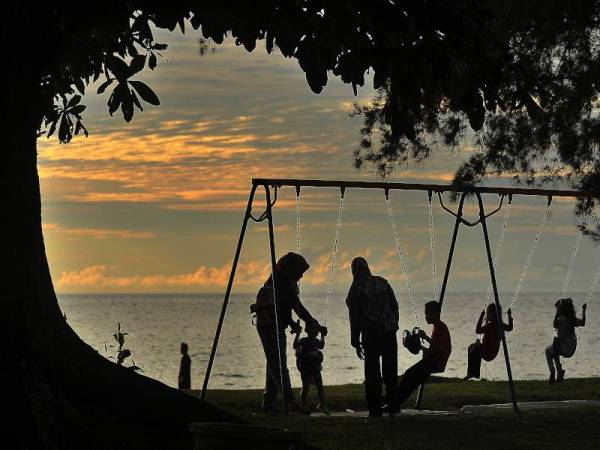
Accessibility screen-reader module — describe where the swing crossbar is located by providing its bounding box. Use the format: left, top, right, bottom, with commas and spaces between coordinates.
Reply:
253, 178, 594, 199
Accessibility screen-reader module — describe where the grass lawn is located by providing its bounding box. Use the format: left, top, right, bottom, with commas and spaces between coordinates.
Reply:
195, 377, 600, 449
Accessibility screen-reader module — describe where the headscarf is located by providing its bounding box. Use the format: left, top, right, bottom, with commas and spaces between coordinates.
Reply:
346, 257, 372, 303
276, 252, 310, 283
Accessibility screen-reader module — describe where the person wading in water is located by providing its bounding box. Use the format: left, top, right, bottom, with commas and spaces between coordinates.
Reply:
251, 252, 327, 413
345, 257, 400, 417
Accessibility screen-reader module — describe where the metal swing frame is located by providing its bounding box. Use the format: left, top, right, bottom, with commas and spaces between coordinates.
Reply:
200, 178, 594, 414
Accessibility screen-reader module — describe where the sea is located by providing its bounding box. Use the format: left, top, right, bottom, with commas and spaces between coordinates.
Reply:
57, 292, 599, 390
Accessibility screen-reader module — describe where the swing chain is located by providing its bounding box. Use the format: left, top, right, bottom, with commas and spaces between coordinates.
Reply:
483, 196, 512, 309
325, 189, 345, 327
561, 214, 589, 297
296, 187, 302, 299
428, 192, 438, 301
511, 199, 551, 310
386, 193, 420, 328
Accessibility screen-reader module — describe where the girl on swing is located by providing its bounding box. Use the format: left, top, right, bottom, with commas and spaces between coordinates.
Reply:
545, 298, 587, 384
464, 303, 513, 380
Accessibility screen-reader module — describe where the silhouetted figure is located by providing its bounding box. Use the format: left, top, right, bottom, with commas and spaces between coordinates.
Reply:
397, 301, 451, 406
250, 252, 327, 413
178, 342, 191, 390
293, 320, 328, 414
546, 298, 587, 384
345, 257, 399, 417
465, 303, 513, 379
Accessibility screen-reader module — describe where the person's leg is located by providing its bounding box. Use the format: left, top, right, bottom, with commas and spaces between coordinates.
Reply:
552, 338, 565, 382
315, 374, 326, 410
258, 327, 295, 410
465, 340, 482, 380
300, 379, 309, 410
382, 332, 399, 413
363, 332, 383, 417
545, 343, 556, 384
397, 360, 431, 405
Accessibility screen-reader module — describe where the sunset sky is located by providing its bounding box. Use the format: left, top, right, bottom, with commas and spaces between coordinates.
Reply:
39, 27, 600, 296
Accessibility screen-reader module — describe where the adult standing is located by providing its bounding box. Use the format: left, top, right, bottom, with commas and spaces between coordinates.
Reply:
252, 252, 326, 413
345, 257, 400, 417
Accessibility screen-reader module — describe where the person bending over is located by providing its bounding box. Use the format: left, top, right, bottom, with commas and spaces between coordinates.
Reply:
251, 252, 327, 413
545, 298, 586, 384
464, 303, 513, 380
397, 301, 451, 406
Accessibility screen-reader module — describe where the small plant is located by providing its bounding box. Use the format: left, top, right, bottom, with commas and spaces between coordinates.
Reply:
104, 322, 142, 372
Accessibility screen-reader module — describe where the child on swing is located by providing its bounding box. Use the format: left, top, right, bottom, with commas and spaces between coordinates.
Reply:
464, 303, 513, 380
545, 298, 586, 384
293, 320, 329, 415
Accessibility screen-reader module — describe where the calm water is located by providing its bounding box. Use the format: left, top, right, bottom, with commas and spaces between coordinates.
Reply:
57, 293, 599, 390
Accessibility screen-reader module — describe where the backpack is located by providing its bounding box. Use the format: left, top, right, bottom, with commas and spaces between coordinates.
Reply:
250, 285, 276, 328
362, 276, 399, 332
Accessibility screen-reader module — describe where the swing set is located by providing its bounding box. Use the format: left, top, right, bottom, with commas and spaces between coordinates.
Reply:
200, 178, 599, 414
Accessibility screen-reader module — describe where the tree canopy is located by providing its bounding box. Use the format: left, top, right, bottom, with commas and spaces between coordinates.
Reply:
352, 1, 600, 237
31, 1, 600, 236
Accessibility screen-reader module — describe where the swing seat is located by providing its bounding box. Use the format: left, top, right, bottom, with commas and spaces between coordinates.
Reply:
403, 328, 421, 355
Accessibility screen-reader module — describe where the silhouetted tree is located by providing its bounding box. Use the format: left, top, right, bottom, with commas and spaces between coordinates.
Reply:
352, 1, 600, 237
5, 1, 600, 448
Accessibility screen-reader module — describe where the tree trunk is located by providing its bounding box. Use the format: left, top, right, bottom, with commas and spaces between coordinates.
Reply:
2, 55, 238, 450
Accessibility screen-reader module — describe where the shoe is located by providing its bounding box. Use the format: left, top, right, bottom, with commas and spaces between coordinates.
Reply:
316, 404, 330, 416
549, 371, 556, 385
382, 403, 400, 416
557, 369, 566, 383
261, 404, 282, 414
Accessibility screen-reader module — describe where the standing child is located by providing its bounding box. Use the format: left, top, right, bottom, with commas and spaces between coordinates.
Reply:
545, 298, 586, 384
293, 320, 328, 414
178, 342, 191, 390
464, 303, 513, 380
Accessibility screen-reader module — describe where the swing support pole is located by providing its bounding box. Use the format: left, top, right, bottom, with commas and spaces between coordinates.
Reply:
476, 192, 519, 412
200, 185, 258, 400
415, 192, 466, 409
264, 184, 289, 415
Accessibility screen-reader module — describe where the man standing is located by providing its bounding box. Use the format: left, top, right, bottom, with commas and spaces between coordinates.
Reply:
397, 301, 451, 405
345, 257, 400, 417
178, 342, 191, 390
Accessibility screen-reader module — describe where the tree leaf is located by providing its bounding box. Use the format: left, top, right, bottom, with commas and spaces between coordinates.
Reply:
130, 55, 146, 75
149, 53, 157, 70
70, 104, 86, 115
129, 81, 160, 106
74, 78, 85, 95
107, 55, 130, 81
67, 95, 81, 108
97, 78, 113, 94
47, 119, 57, 138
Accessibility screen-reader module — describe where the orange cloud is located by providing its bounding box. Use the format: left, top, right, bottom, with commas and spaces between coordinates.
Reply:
56, 260, 273, 292
43, 223, 155, 239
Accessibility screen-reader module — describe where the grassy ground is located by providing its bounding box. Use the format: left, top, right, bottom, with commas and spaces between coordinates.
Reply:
195, 377, 600, 449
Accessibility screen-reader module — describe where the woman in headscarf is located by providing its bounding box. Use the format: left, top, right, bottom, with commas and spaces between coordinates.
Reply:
253, 252, 326, 413
345, 257, 399, 417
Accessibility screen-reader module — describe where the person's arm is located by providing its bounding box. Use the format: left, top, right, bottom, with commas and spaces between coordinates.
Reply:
504, 308, 514, 332
418, 329, 432, 346
318, 333, 325, 349
577, 304, 587, 327
553, 309, 560, 329
475, 310, 485, 334
345, 291, 362, 349
293, 333, 301, 350
387, 282, 400, 326
292, 296, 317, 328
